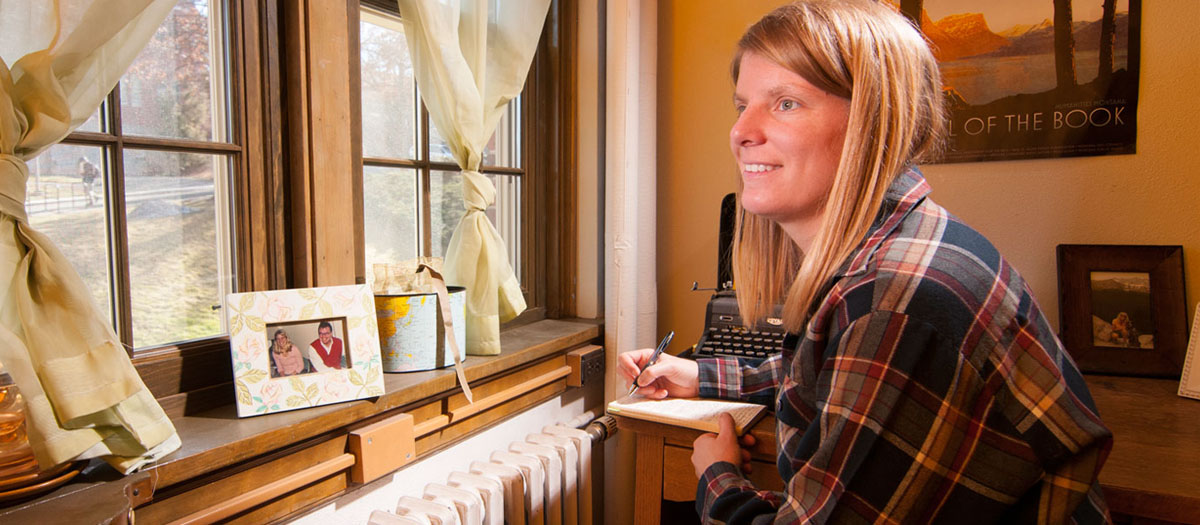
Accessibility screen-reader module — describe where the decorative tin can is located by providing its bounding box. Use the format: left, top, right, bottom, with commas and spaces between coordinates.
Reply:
374, 287, 467, 372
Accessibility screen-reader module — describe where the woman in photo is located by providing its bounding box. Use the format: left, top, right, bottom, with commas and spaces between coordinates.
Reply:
618, 1, 1112, 522
1110, 311, 1134, 346
270, 329, 310, 377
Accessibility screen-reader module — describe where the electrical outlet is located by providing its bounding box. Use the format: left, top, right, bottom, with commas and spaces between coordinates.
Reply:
567, 345, 605, 387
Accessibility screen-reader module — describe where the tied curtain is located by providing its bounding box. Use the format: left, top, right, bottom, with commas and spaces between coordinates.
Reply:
396, 0, 549, 355
0, 0, 180, 472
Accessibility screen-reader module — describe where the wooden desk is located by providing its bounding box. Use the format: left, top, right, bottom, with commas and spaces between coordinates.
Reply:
616, 376, 1200, 525
1086, 375, 1200, 524
613, 414, 781, 524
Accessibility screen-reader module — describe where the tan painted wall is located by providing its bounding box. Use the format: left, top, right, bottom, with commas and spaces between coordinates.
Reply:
657, 1, 1200, 356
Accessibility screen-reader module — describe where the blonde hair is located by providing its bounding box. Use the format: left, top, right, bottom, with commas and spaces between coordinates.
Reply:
731, 0, 946, 331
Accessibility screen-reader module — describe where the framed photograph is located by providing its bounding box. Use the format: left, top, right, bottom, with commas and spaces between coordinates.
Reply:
1057, 245, 1187, 377
226, 284, 385, 417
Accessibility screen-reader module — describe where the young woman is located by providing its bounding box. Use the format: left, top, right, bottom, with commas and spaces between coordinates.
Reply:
618, 1, 1112, 522
270, 329, 310, 377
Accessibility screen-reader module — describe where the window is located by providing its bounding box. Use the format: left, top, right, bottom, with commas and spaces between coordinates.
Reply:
16, 0, 571, 415
358, 7, 524, 279
28, 0, 236, 350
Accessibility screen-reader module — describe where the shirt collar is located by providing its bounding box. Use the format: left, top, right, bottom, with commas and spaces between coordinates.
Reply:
836, 167, 931, 277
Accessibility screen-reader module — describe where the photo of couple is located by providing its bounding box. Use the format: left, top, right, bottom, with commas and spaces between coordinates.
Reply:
268, 320, 349, 378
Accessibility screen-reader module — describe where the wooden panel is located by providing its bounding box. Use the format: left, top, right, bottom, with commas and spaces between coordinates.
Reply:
347, 3, 365, 285
416, 379, 567, 457
167, 454, 354, 524
0, 473, 147, 524
138, 436, 349, 524
281, 0, 311, 284
234, 0, 287, 291
227, 472, 348, 524
154, 382, 235, 420
448, 365, 571, 420
661, 445, 782, 502
633, 432, 664, 525
349, 413, 415, 484
1086, 376, 1200, 524
303, 0, 356, 286
614, 413, 777, 461
134, 342, 233, 399
566, 344, 602, 387
445, 357, 566, 413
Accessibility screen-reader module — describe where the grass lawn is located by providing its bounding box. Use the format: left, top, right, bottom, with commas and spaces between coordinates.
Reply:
29, 193, 224, 349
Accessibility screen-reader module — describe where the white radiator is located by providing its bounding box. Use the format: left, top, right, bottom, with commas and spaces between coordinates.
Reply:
366, 420, 603, 525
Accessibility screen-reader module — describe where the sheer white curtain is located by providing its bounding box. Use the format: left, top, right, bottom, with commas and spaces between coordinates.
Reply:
396, 0, 549, 355
0, 0, 179, 473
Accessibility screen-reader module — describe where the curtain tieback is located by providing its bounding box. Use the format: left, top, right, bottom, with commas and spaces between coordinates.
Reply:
0, 154, 29, 222
461, 170, 495, 212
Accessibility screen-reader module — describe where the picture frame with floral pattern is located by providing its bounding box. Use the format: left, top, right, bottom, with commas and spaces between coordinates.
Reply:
226, 284, 385, 417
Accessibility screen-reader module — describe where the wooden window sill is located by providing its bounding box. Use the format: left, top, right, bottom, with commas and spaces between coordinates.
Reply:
0, 318, 602, 522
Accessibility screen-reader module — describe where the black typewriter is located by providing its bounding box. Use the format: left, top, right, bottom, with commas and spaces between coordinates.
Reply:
691, 193, 789, 360
691, 291, 787, 359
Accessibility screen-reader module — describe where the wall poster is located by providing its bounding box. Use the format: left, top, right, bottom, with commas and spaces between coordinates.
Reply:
894, 0, 1142, 163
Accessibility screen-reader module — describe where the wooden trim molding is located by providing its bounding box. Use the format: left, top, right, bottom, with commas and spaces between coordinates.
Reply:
4, 319, 602, 524
281, 0, 359, 288
234, 0, 288, 292
166, 453, 356, 525
529, 0, 578, 318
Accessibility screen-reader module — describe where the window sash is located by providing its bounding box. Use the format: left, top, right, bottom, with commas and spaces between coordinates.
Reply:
54, 0, 240, 353
359, 6, 526, 273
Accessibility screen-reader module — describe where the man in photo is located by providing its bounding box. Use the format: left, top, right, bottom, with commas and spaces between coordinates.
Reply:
307, 321, 345, 372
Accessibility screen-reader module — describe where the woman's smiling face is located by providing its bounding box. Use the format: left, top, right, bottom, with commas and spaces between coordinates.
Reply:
730, 51, 850, 249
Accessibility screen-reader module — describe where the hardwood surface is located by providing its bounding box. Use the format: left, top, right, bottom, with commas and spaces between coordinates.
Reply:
617, 376, 1200, 525
1086, 375, 1200, 524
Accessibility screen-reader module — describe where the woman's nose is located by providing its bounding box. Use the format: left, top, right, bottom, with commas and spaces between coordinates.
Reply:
730, 108, 764, 146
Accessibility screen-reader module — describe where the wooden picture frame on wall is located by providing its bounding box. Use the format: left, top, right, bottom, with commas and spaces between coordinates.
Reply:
1057, 245, 1188, 377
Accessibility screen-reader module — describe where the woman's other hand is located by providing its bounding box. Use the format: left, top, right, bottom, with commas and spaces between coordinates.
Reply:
617, 349, 699, 398
692, 413, 757, 477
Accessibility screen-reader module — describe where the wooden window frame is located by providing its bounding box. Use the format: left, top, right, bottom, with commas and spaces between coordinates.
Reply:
71, 0, 574, 418
53, 0, 252, 354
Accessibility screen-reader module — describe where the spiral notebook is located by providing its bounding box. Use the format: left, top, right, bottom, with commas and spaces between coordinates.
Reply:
606, 395, 768, 435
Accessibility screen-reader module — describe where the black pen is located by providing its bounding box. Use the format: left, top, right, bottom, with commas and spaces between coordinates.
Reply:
627, 331, 675, 396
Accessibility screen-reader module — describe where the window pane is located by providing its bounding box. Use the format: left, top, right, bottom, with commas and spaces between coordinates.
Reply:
124, 150, 231, 348
487, 174, 521, 276
26, 144, 113, 326
361, 10, 417, 159
120, 0, 226, 142
428, 120, 456, 164
483, 96, 521, 168
430, 173, 519, 271
78, 106, 104, 133
363, 166, 419, 265
430, 170, 464, 258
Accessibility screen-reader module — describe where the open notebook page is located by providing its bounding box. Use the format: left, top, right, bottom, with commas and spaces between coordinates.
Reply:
606, 395, 767, 434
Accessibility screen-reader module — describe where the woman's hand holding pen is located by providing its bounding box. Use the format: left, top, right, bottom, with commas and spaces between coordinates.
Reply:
617, 349, 699, 399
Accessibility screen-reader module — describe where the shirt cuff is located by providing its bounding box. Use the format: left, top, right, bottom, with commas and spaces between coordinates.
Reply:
695, 461, 753, 516
697, 356, 744, 399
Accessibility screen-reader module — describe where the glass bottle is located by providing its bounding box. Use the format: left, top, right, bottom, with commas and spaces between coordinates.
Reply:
0, 361, 38, 482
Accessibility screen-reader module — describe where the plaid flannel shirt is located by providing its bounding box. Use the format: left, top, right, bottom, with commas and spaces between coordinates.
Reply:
696, 169, 1112, 524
